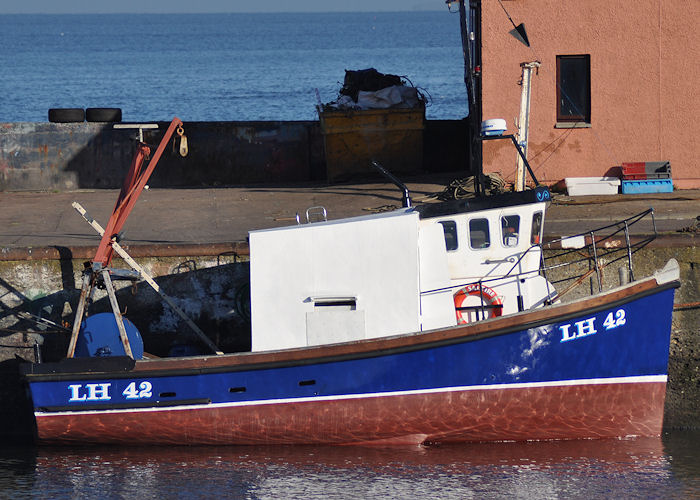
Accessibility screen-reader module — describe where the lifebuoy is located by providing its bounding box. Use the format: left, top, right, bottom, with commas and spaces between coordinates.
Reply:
454, 284, 503, 324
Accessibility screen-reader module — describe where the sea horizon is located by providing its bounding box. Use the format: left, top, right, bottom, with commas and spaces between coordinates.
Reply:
0, 11, 467, 123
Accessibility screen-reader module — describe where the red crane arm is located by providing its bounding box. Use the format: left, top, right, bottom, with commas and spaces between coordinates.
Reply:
93, 117, 184, 267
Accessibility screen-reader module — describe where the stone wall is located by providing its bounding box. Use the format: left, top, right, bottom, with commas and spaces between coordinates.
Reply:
0, 120, 469, 190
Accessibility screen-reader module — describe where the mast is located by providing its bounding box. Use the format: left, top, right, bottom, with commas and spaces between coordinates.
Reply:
515, 61, 540, 191
457, 0, 483, 195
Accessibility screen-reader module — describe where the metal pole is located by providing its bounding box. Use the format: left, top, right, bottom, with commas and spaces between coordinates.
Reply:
590, 232, 602, 293
515, 61, 540, 191
624, 221, 635, 281
459, 0, 484, 195
458, 0, 480, 195
458, 0, 474, 108
370, 160, 411, 208
478, 281, 486, 320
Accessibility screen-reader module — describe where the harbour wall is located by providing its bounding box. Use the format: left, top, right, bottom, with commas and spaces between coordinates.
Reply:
0, 119, 470, 190
0, 240, 697, 441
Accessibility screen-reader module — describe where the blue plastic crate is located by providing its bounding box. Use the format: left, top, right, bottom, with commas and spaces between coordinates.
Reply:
621, 179, 673, 194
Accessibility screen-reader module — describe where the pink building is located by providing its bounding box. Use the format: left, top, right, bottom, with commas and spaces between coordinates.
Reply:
480, 0, 699, 189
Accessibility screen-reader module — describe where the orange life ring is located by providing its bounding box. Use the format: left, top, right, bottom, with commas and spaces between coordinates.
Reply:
453, 284, 503, 324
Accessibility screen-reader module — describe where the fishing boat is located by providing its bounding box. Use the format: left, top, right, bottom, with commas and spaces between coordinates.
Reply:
19, 1, 680, 445
19, 117, 679, 445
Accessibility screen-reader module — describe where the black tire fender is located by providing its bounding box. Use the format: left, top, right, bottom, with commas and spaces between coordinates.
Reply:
86, 108, 122, 123
48, 108, 85, 123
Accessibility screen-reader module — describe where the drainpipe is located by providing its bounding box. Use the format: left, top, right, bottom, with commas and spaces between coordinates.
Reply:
515, 61, 540, 191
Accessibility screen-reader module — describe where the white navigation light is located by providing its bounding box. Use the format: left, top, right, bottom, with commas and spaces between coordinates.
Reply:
481, 119, 507, 136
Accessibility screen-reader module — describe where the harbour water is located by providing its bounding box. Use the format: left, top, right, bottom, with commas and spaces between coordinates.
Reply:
3, 432, 700, 498
0, 12, 465, 123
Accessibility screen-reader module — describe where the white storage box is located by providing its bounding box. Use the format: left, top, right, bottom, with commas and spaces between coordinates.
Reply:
565, 177, 620, 196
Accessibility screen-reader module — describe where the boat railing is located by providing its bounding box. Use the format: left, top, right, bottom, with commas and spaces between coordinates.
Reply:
422, 209, 657, 316
540, 208, 656, 300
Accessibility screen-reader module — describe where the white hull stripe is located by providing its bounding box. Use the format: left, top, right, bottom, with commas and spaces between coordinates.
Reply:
36, 374, 667, 418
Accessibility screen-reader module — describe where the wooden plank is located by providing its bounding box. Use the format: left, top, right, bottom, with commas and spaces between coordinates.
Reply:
73, 202, 223, 355
101, 268, 134, 359
66, 272, 93, 358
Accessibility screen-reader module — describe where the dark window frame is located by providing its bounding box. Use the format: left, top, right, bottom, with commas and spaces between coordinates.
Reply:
500, 215, 520, 248
531, 211, 543, 245
438, 220, 459, 251
556, 54, 591, 123
468, 218, 491, 250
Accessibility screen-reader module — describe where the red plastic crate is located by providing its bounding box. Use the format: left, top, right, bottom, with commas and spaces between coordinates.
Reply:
621, 162, 647, 180
621, 161, 671, 180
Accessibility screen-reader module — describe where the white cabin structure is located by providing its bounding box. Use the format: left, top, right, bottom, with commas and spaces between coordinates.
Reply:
249, 187, 555, 352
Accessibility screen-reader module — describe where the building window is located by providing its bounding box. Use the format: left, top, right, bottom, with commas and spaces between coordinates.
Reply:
556, 55, 591, 124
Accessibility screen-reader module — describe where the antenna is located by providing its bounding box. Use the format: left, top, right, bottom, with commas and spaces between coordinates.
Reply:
370, 160, 412, 208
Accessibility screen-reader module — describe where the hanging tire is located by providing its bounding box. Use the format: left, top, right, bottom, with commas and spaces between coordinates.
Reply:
86, 107, 122, 122
48, 108, 85, 123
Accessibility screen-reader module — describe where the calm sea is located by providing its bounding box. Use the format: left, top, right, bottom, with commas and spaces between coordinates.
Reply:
3, 433, 700, 498
0, 12, 466, 123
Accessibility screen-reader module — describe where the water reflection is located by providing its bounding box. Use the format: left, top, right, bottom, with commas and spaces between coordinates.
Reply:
2, 432, 699, 499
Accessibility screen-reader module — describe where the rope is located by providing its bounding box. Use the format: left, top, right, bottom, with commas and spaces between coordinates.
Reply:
435, 173, 507, 201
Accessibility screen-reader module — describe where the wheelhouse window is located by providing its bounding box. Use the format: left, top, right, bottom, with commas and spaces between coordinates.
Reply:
501, 215, 520, 247
556, 55, 591, 124
439, 220, 458, 251
469, 218, 490, 249
531, 212, 543, 245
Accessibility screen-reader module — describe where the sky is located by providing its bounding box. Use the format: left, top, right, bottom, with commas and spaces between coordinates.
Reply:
0, 0, 444, 14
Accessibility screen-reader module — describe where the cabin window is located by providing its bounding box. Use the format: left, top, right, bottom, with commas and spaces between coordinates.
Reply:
439, 220, 458, 251
501, 215, 520, 247
469, 218, 490, 249
531, 212, 543, 245
556, 55, 591, 124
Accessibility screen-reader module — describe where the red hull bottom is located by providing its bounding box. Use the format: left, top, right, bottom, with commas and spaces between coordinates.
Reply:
35, 381, 667, 446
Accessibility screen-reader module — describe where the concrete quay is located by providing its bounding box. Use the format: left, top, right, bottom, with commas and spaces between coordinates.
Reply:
0, 180, 697, 254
